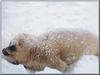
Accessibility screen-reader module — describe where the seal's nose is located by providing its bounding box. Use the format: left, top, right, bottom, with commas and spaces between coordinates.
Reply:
2, 48, 9, 56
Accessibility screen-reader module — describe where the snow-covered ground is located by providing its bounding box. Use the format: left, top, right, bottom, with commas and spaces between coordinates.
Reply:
1, 1, 99, 74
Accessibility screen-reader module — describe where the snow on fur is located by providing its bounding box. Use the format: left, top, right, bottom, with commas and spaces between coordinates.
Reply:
1, 1, 99, 74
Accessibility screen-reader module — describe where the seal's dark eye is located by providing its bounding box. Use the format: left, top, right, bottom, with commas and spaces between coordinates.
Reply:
8, 45, 16, 51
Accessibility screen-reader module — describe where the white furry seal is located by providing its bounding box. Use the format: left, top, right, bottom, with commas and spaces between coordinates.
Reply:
2, 29, 99, 73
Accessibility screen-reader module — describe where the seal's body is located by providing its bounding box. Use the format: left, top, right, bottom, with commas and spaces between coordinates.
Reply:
2, 29, 99, 73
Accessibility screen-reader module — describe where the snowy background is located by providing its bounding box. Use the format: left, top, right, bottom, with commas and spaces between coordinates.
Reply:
1, 1, 99, 74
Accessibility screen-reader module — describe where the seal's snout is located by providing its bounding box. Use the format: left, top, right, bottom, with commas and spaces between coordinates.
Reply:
2, 48, 9, 56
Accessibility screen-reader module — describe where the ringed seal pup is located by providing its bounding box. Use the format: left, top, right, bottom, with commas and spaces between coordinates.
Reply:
2, 29, 99, 73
